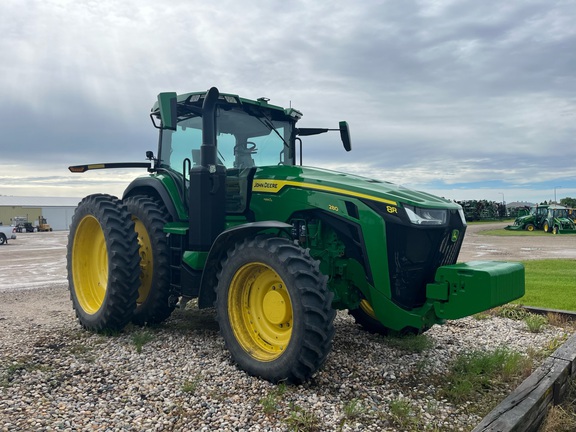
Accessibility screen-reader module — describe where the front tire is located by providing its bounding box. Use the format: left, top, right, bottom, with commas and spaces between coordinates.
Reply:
216, 237, 335, 383
124, 196, 173, 326
349, 299, 389, 335
0, 234, 6, 245
67, 194, 140, 332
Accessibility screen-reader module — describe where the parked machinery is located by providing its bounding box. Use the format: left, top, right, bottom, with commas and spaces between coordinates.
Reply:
67, 88, 525, 383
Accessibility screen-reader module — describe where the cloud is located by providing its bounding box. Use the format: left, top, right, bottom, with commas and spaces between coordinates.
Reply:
0, 0, 575, 203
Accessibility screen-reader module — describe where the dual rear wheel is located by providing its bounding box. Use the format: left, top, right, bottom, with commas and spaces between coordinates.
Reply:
67, 194, 173, 331
67, 194, 140, 331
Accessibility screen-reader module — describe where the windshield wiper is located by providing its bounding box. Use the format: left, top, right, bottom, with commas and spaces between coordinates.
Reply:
251, 108, 290, 148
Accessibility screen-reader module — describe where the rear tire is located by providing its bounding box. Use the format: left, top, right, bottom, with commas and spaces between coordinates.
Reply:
67, 194, 140, 332
216, 236, 335, 383
124, 196, 174, 326
0, 234, 6, 245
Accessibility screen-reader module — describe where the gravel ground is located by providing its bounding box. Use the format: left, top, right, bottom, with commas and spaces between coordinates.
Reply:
0, 226, 574, 431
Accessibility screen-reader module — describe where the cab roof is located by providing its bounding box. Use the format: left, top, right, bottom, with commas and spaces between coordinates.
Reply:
151, 91, 303, 121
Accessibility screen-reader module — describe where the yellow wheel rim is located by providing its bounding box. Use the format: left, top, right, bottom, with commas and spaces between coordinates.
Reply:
359, 299, 377, 319
228, 263, 292, 361
72, 215, 108, 314
132, 217, 153, 305
527, 225, 534, 231
544, 222, 549, 232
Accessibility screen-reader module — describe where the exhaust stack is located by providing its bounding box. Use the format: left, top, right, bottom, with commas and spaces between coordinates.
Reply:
188, 87, 226, 251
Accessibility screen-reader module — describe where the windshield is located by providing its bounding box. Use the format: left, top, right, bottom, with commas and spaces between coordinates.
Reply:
159, 107, 294, 173
530, 206, 548, 216
552, 209, 569, 218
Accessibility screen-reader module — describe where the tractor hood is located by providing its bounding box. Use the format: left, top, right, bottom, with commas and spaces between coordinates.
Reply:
555, 216, 573, 224
515, 214, 534, 223
253, 165, 462, 211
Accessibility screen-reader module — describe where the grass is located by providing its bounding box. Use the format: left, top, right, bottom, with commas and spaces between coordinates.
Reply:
540, 377, 576, 432
182, 375, 201, 394
547, 312, 574, 329
1, 359, 38, 387
514, 260, 576, 311
259, 382, 288, 415
494, 304, 529, 320
478, 228, 551, 236
388, 398, 420, 430
540, 336, 568, 358
260, 393, 279, 415
382, 398, 448, 432
342, 398, 365, 420
468, 220, 515, 225
285, 403, 321, 432
439, 347, 532, 413
493, 305, 551, 332
524, 313, 548, 333
131, 330, 155, 353
383, 334, 434, 353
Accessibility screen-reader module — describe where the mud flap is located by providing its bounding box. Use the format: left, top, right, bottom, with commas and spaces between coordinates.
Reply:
426, 261, 525, 320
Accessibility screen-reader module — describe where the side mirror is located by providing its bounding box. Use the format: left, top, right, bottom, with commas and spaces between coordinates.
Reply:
157, 92, 178, 130
339, 121, 352, 152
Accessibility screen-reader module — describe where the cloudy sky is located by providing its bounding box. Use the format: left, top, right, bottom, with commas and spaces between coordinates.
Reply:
1, 0, 575, 204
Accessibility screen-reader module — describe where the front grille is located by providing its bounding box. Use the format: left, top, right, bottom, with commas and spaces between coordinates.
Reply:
385, 213, 465, 309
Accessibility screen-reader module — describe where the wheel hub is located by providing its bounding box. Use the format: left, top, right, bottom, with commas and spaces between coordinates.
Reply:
228, 262, 293, 361
262, 288, 288, 325
72, 215, 108, 314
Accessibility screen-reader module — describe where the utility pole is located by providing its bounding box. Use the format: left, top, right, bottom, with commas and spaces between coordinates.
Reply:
554, 186, 562, 204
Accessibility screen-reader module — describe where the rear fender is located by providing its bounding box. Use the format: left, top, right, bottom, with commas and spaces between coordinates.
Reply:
123, 176, 184, 221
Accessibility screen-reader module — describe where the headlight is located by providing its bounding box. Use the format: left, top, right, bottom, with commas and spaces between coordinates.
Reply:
404, 205, 448, 226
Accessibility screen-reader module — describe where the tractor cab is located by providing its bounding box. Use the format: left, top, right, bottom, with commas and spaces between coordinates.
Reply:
156, 97, 297, 173
154, 95, 297, 215
151, 91, 349, 218
153, 91, 350, 171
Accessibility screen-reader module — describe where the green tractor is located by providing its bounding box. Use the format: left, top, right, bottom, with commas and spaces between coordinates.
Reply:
67, 87, 525, 383
505, 204, 549, 232
506, 204, 576, 234
542, 205, 576, 234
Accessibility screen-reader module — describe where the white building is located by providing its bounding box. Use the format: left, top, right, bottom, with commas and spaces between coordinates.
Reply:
0, 196, 81, 231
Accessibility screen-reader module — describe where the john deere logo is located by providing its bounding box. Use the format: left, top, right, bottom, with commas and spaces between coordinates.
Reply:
252, 180, 283, 193
451, 229, 460, 243
253, 181, 279, 190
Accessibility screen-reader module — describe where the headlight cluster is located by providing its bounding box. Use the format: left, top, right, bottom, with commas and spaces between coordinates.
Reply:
404, 205, 449, 226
